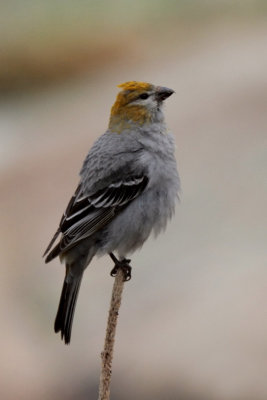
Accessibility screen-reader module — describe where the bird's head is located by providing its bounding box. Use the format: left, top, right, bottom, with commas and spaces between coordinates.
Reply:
109, 81, 174, 132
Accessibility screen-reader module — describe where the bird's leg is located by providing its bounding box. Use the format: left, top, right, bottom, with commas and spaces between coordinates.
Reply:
109, 253, 132, 281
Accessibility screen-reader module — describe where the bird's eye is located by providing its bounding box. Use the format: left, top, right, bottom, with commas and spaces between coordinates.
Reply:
139, 93, 149, 100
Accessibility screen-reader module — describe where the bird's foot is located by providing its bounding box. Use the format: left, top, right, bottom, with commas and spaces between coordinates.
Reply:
110, 262, 132, 281
109, 253, 132, 281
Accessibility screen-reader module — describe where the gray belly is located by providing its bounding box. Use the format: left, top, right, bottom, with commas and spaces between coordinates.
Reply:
97, 186, 176, 258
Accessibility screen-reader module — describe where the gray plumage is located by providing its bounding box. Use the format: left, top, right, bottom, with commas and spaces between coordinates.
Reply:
44, 82, 180, 344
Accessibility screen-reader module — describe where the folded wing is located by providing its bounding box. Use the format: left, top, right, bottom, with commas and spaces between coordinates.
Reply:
44, 175, 148, 262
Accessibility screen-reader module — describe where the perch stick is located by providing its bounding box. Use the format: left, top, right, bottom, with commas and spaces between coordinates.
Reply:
98, 267, 125, 400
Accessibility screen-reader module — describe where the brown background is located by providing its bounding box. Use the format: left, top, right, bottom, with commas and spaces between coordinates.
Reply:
0, 2, 266, 399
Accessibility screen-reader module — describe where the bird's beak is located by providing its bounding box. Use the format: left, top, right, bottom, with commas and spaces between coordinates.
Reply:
156, 86, 174, 101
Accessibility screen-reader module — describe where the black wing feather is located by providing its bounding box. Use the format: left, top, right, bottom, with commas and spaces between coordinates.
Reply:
44, 175, 148, 262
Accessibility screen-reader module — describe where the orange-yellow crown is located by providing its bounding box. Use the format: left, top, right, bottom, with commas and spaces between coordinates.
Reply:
117, 81, 153, 92
111, 81, 154, 114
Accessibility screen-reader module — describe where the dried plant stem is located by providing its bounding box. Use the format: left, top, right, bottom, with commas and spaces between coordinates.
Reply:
98, 268, 125, 400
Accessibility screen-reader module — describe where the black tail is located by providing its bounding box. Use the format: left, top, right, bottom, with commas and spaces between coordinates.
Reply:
54, 272, 83, 344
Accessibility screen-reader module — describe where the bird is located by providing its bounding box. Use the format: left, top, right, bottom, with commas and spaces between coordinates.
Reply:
44, 81, 180, 344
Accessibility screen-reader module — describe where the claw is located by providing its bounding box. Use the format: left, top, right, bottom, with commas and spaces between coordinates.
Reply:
109, 253, 132, 281
110, 265, 119, 277
123, 265, 132, 281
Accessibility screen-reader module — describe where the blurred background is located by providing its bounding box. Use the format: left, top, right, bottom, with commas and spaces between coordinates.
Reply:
1, 1, 266, 399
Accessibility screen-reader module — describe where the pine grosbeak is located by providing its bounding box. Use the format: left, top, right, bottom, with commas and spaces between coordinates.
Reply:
44, 81, 180, 344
